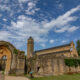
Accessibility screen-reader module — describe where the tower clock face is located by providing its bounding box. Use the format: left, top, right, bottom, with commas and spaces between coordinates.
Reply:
70, 47, 73, 51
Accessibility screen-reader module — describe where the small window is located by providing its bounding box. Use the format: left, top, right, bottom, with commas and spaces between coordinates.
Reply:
70, 47, 73, 51
2, 56, 7, 60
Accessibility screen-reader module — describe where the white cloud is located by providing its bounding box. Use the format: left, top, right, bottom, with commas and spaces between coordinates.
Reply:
18, 0, 28, 3
54, 26, 79, 33
62, 40, 67, 43
0, 5, 80, 49
40, 43, 46, 48
0, 31, 11, 40
43, 5, 80, 29
3, 18, 7, 22
49, 40, 55, 44
6, 15, 48, 43
42, 5, 80, 33
0, 5, 10, 11
26, 0, 40, 15
54, 27, 69, 33
0, 0, 39, 18
67, 26, 79, 32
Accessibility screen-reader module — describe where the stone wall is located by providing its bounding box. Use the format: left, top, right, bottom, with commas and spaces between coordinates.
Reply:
26, 56, 80, 76
0, 41, 25, 75
16, 52, 25, 75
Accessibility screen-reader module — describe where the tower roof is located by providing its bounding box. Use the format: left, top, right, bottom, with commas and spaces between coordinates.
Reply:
28, 36, 33, 40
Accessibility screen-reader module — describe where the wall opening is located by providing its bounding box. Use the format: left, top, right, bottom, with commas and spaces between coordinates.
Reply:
0, 46, 12, 74
37, 66, 40, 72
0, 56, 7, 71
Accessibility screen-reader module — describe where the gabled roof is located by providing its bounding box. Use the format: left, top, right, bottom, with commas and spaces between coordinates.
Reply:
38, 50, 70, 56
34, 43, 71, 53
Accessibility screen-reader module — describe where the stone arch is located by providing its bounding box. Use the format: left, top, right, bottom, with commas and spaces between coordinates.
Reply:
0, 41, 16, 74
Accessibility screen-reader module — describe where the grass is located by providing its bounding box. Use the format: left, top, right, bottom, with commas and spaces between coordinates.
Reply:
28, 74, 80, 80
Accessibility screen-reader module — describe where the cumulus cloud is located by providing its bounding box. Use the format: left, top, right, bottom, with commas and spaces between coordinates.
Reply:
0, 31, 11, 40
6, 15, 48, 43
54, 26, 79, 33
67, 26, 79, 32
26, 0, 40, 15
43, 5, 80, 33
0, 0, 39, 18
0, 4, 80, 49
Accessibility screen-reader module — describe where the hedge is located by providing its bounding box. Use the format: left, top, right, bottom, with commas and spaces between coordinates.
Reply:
64, 59, 80, 67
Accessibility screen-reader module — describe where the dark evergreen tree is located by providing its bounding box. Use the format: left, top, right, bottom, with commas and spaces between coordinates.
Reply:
76, 40, 80, 56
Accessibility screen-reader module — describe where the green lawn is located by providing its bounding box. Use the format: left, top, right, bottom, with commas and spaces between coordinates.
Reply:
29, 74, 80, 80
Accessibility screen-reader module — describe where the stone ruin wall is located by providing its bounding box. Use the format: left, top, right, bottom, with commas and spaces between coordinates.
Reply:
35, 57, 80, 76
0, 41, 25, 75
27, 55, 80, 76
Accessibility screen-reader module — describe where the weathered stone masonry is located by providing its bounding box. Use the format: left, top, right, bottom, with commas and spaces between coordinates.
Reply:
0, 41, 25, 75
26, 37, 79, 76
0, 37, 79, 76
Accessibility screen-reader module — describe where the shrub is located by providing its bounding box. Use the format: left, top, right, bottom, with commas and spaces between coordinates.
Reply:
14, 49, 18, 54
64, 59, 80, 67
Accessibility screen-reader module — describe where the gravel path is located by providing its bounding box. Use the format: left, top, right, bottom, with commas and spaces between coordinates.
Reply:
4, 76, 30, 80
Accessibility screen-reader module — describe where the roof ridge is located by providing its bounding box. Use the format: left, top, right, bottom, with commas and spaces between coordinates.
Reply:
34, 43, 71, 53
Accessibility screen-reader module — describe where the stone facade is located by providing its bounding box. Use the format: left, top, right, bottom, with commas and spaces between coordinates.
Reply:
0, 37, 79, 76
26, 37, 79, 76
35, 41, 78, 57
0, 41, 25, 75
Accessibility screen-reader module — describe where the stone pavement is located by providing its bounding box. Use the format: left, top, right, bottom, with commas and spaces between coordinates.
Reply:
4, 76, 30, 80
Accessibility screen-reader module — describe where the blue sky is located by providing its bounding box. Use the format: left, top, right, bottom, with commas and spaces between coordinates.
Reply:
0, 0, 80, 54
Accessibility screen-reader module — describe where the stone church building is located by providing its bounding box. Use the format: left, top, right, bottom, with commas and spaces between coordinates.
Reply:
26, 37, 79, 76
0, 37, 79, 76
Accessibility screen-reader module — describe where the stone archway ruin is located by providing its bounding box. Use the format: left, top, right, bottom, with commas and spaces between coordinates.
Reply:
0, 41, 25, 75
0, 46, 12, 74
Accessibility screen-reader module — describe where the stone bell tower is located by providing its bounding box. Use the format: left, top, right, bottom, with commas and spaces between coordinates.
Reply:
27, 37, 34, 59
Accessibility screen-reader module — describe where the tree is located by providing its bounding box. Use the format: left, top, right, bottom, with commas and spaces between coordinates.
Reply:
76, 40, 80, 56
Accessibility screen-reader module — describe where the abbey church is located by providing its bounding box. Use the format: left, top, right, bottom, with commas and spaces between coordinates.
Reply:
26, 37, 79, 76
0, 37, 80, 76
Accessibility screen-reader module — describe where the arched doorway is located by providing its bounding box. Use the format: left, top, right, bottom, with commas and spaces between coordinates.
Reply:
0, 56, 7, 71
0, 41, 25, 75
0, 46, 12, 74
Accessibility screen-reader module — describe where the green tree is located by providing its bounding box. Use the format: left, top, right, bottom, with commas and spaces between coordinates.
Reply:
76, 40, 80, 56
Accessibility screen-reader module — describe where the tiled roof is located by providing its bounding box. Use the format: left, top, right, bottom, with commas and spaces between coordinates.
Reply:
34, 43, 70, 53
38, 50, 70, 56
